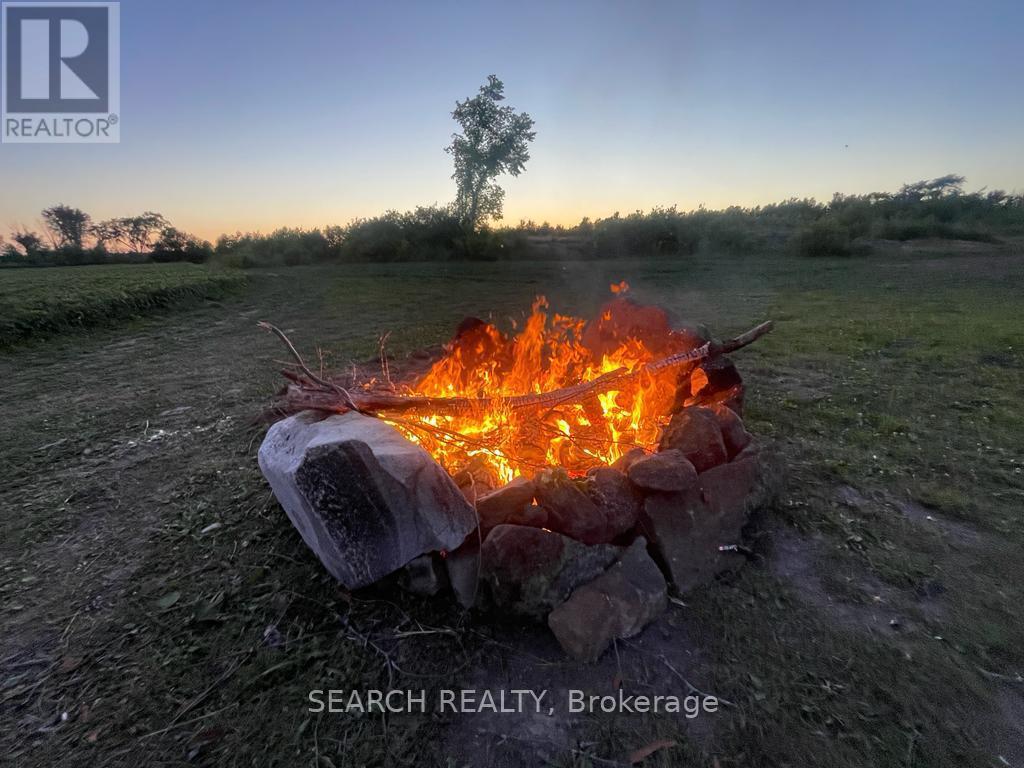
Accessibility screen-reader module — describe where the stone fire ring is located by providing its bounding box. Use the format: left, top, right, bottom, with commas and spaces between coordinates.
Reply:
259, 399, 779, 663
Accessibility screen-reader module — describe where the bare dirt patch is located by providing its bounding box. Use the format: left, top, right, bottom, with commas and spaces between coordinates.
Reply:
440, 610, 718, 766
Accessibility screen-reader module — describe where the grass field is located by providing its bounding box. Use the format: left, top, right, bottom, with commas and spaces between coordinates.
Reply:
1, 244, 1022, 767
0, 263, 247, 347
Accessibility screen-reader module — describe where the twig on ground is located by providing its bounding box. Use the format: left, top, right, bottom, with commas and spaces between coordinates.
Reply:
139, 702, 239, 740
656, 653, 733, 706
976, 667, 1024, 684
154, 652, 252, 734
391, 629, 458, 639
618, 640, 734, 707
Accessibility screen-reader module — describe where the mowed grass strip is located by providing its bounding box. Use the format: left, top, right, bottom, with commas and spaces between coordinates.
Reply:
0, 263, 247, 346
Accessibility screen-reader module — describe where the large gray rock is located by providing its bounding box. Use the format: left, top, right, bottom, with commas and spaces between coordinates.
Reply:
481, 524, 619, 620
639, 444, 776, 591
258, 411, 477, 589
548, 538, 667, 662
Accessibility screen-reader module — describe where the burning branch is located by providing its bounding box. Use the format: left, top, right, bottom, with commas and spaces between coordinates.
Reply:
262, 320, 774, 417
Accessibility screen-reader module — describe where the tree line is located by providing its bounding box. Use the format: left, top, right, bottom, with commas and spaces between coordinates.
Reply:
518, 174, 1024, 259
3, 73, 1021, 267
212, 174, 1024, 266
4, 174, 1021, 269
2, 75, 535, 269
1, 205, 213, 267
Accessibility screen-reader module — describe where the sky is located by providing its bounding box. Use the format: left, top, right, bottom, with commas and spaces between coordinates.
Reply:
1, 0, 1022, 241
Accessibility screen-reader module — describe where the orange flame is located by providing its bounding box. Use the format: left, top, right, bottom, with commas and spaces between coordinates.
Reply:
388, 285, 698, 484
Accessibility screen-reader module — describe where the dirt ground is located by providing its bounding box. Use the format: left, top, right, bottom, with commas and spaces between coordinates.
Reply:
2, 248, 1022, 767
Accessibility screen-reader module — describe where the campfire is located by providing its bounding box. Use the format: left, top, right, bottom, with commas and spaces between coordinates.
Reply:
258, 285, 777, 661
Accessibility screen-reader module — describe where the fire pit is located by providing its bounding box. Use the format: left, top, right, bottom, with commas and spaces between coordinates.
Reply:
258, 284, 777, 661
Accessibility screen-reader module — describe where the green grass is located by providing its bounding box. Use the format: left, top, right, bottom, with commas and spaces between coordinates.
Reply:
1, 245, 1022, 766
0, 263, 246, 347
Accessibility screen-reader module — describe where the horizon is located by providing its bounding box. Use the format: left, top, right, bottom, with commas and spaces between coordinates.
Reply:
2, 0, 1022, 242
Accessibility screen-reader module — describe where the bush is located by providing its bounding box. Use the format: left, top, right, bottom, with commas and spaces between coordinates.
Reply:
338, 207, 466, 262
338, 212, 412, 262
151, 227, 213, 263
194, 228, 332, 268
591, 207, 701, 258
790, 217, 852, 257
701, 214, 763, 254
871, 217, 998, 243
211, 207, 468, 266
1, 244, 24, 265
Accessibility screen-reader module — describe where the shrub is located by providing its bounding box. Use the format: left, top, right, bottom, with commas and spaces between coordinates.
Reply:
1, 243, 24, 265
701, 215, 763, 254
790, 217, 852, 257
151, 228, 213, 263
872, 217, 998, 243
334, 206, 466, 262
591, 207, 701, 258
212, 228, 329, 267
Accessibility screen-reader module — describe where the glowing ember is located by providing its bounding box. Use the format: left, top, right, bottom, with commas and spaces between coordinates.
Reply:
388, 283, 703, 484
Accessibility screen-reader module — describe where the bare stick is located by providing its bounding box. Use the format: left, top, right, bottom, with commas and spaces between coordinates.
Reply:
719, 320, 774, 354
379, 331, 393, 387
258, 321, 361, 412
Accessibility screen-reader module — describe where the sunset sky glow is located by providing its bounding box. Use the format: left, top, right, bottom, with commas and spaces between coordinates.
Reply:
1, 0, 1021, 241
